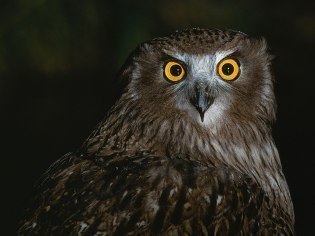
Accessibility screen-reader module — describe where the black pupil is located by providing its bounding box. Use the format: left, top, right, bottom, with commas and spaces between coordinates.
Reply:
170, 64, 182, 76
222, 63, 234, 75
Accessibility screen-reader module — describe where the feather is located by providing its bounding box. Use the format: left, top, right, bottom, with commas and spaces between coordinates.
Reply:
18, 28, 294, 235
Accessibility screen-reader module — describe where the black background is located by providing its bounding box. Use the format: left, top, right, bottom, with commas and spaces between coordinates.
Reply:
1, 0, 314, 234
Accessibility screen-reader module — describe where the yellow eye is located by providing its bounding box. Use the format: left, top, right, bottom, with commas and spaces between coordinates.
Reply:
217, 58, 240, 81
163, 61, 186, 83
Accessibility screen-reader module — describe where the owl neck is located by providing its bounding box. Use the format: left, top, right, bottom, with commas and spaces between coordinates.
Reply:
166, 117, 294, 223
154, 115, 294, 221
83, 101, 294, 223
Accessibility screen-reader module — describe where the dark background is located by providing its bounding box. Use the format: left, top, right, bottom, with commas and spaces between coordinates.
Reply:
1, 0, 314, 235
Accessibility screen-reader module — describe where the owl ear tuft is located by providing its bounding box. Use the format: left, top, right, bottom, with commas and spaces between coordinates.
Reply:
251, 37, 275, 63
114, 45, 143, 91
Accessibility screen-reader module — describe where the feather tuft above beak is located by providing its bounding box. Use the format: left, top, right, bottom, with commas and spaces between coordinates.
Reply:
189, 82, 214, 122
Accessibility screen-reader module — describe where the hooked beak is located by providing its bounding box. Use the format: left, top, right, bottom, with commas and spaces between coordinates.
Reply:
189, 82, 214, 122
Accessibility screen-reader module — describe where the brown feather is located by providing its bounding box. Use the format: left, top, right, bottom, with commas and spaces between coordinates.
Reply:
18, 28, 294, 235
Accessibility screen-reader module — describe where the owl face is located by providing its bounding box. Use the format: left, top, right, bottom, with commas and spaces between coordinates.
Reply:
163, 51, 241, 123
124, 29, 275, 127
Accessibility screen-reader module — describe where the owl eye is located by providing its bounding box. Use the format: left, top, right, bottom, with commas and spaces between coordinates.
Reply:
217, 58, 240, 81
163, 61, 186, 83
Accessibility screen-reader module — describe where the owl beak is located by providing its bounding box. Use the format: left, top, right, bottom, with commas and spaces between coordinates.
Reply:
189, 83, 214, 122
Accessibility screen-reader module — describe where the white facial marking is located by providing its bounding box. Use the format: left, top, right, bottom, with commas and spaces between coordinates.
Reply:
168, 50, 238, 126
215, 49, 238, 64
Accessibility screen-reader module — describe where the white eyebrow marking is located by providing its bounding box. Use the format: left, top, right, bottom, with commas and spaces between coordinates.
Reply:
214, 49, 238, 64
163, 48, 238, 65
162, 50, 187, 62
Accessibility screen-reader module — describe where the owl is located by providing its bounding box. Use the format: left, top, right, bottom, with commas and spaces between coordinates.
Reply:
18, 28, 294, 235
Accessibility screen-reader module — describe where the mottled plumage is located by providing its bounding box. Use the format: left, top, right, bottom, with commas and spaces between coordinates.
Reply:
19, 28, 294, 235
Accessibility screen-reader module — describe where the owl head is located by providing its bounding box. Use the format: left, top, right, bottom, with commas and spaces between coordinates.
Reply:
117, 28, 275, 132
84, 28, 284, 198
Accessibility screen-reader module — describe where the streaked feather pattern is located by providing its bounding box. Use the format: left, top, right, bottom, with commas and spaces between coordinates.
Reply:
19, 153, 292, 235
18, 28, 294, 235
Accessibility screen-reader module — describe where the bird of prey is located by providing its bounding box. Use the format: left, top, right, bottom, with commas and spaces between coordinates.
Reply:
19, 28, 294, 235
